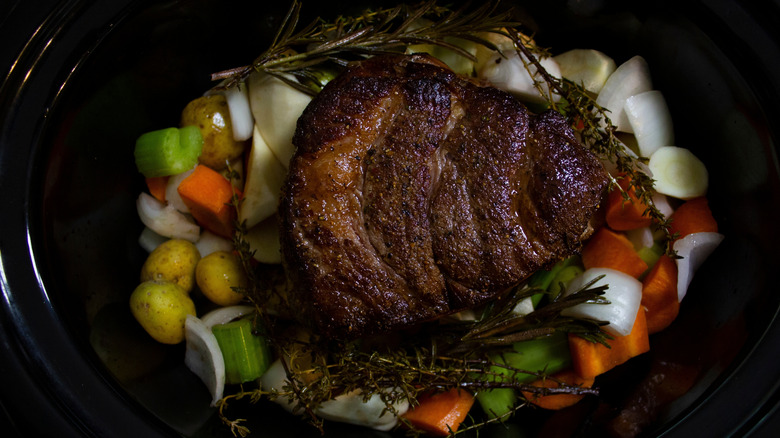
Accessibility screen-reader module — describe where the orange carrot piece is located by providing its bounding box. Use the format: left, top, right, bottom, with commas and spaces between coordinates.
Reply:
522, 369, 595, 411
568, 308, 650, 379
668, 197, 718, 241
402, 389, 475, 437
605, 177, 652, 231
177, 164, 237, 238
582, 228, 648, 278
145, 176, 168, 203
641, 254, 680, 334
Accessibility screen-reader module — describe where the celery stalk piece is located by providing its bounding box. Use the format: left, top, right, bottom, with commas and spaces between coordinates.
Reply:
134, 126, 203, 177
548, 265, 585, 296
476, 388, 517, 420
211, 317, 272, 385
527, 256, 582, 306
637, 242, 664, 271
477, 333, 573, 418
528, 256, 581, 291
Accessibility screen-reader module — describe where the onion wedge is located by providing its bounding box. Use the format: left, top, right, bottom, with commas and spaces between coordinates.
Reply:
136, 192, 200, 242
596, 56, 652, 133
248, 72, 312, 168
184, 315, 225, 407
138, 227, 168, 252
238, 125, 287, 229
554, 48, 616, 94
164, 167, 196, 214
317, 390, 408, 431
625, 90, 674, 157
260, 359, 408, 431
194, 230, 234, 258
674, 232, 724, 302
478, 50, 561, 104
223, 82, 254, 141
562, 268, 643, 337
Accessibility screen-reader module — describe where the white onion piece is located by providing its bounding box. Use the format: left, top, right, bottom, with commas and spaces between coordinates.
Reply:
138, 227, 168, 252
224, 82, 254, 141
652, 192, 675, 219
626, 226, 654, 250
478, 51, 561, 103
317, 390, 409, 432
165, 167, 196, 214
553, 48, 616, 94
448, 309, 477, 322
512, 296, 535, 316
674, 232, 724, 302
238, 126, 287, 229
648, 146, 708, 199
595, 56, 652, 133
260, 359, 297, 412
625, 90, 674, 157
184, 315, 225, 407
136, 193, 200, 242
249, 72, 312, 168
195, 230, 234, 258
201, 305, 256, 329
261, 359, 407, 431
561, 268, 643, 337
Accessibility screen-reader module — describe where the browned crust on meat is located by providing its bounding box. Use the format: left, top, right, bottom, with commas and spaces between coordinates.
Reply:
279, 54, 608, 339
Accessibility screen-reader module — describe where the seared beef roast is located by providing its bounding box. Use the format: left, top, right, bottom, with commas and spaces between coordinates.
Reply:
279, 54, 609, 339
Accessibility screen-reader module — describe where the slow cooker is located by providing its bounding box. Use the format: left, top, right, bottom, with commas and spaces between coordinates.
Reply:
2, 0, 780, 436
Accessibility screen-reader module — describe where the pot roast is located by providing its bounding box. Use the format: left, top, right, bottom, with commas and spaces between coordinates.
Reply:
279, 54, 609, 339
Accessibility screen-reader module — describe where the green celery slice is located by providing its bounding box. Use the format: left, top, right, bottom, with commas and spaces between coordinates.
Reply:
211, 316, 272, 385
134, 126, 203, 177
548, 265, 585, 296
527, 256, 581, 306
477, 333, 572, 419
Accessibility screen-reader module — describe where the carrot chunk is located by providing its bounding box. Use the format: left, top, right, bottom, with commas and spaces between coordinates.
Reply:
605, 176, 652, 231
402, 388, 475, 436
641, 254, 680, 334
568, 308, 650, 379
145, 176, 168, 203
582, 228, 648, 278
522, 369, 595, 410
668, 197, 718, 241
177, 164, 237, 238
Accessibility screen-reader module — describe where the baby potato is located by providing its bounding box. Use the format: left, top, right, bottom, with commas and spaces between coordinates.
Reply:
140, 239, 201, 293
129, 280, 196, 344
181, 95, 247, 170
196, 251, 248, 306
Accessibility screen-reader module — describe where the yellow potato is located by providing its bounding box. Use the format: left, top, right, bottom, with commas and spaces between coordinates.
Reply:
140, 239, 201, 293
181, 95, 247, 170
195, 251, 248, 306
129, 281, 196, 344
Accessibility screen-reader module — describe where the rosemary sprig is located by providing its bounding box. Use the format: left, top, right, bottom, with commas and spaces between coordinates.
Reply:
458, 280, 612, 350
211, 0, 524, 94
